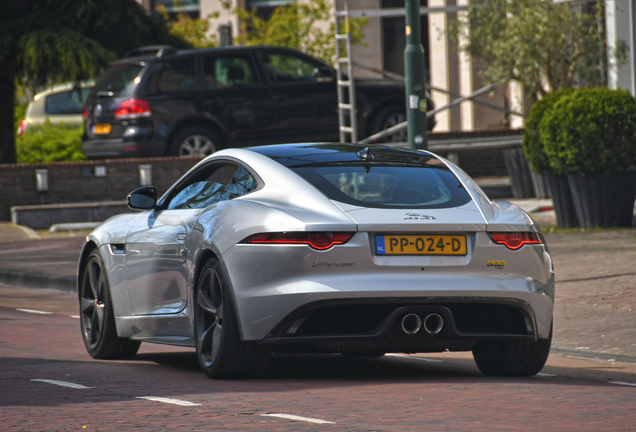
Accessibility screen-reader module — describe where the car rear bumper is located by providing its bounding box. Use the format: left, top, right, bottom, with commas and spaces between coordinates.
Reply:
82, 136, 167, 158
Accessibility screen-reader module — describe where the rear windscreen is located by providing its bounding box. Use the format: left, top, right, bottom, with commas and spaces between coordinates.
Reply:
45, 88, 91, 114
291, 164, 472, 209
91, 64, 143, 97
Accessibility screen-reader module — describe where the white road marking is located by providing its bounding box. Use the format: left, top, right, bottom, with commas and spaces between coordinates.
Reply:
261, 414, 335, 424
385, 353, 443, 363
136, 396, 201, 406
609, 381, 636, 387
31, 379, 91, 389
537, 373, 556, 377
70, 316, 80, 319
16, 308, 53, 315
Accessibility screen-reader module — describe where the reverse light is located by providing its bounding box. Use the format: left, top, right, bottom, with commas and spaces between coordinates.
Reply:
488, 232, 544, 250
244, 232, 354, 250
114, 99, 151, 120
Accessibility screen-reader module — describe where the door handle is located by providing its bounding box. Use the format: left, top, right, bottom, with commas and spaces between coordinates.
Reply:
176, 233, 187, 241
272, 94, 288, 101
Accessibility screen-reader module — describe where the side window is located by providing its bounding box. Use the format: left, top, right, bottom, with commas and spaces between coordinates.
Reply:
203, 55, 257, 89
166, 164, 239, 210
258, 52, 318, 84
225, 166, 258, 198
146, 58, 196, 94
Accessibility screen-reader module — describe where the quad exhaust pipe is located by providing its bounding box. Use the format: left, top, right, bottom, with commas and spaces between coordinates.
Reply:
401, 313, 444, 335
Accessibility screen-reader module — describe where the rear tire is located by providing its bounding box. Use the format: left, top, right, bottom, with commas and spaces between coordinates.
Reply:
194, 257, 270, 379
472, 324, 552, 377
169, 127, 220, 157
79, 250, 140, 360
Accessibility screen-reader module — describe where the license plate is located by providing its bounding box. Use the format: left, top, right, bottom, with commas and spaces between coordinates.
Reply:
92, 123, 112, 135
376, 234, 467, 255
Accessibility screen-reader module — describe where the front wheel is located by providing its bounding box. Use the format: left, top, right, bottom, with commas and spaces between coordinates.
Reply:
79, 250, 140, 359
194, 257, 270, 379
472, 325, 552, 377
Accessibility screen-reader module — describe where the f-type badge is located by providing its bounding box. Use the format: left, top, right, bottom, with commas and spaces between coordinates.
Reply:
404, 213, 436, 220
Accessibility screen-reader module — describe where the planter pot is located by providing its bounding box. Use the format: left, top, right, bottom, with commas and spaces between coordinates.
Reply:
567, 171, 636, 229
503, 148, 535, 199
530, 171, 550, 199
545, 174, 579, 228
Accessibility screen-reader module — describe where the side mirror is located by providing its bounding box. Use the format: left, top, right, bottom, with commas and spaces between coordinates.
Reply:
314, 66, 335, 83
127, 186, 157, 210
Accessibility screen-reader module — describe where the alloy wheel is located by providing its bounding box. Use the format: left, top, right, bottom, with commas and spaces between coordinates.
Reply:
195, 266, 224, 368
179, 135, 216, 157
80, 256, 107, 350
383, 113, 407, 142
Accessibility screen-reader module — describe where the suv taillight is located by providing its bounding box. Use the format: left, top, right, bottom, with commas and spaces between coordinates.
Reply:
114, 99, 151, 120
82, 104, 88, 118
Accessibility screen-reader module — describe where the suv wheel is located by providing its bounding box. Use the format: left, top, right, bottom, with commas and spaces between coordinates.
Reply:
370, 106, 407, 143
170, 127, 219, 157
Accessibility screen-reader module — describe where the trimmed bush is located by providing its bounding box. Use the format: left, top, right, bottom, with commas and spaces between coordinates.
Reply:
16, 120, 86, 164
539, 87, 636, 175
521, 88, 575, 174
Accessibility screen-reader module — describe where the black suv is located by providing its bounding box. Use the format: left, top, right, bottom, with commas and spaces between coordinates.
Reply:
82, 45, 434, 158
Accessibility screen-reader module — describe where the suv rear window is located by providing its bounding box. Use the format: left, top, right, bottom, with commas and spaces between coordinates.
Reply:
92, 64, 143, 96
291, 164, 472, 209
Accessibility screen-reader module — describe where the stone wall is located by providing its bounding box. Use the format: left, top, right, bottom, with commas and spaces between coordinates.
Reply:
0, 157, 200, 222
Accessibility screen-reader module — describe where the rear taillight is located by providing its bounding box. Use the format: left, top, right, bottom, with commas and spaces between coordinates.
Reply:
114, 99, 151, 120
17, 119, 27, 136
82, 104, 88, 118
243, 232, 354, 250
488, 232, 544, 250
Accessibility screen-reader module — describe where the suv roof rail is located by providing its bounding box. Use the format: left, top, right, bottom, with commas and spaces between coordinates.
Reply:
124, 45, 178, 59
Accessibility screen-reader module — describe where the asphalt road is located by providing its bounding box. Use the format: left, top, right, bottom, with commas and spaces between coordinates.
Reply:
1, 284, 636, 431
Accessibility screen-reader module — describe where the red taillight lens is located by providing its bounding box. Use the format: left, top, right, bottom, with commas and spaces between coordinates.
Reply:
244, 232, 354, 250
17, 119, 27, 136
114, 99, 151, 120
488, 232, 544, 250
82, 104, 88, 118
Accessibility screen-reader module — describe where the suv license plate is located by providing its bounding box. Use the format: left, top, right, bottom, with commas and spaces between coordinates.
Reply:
376, 235, 467, 255
92, 124, 112, 135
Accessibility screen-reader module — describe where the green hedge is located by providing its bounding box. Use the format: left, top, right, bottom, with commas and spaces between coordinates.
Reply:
17, 120, 86, 164
539, 88, 636, 175
521, 88, 575, 174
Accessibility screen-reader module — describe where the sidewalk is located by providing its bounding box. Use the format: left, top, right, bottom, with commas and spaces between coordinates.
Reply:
0, 201, 634, 361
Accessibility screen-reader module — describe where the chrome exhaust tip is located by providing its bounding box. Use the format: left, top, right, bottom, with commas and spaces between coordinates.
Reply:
423, 313, 444, 335
401, 313, 422, 335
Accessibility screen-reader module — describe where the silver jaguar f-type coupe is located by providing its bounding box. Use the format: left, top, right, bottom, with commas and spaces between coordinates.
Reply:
78, 143, 554, 379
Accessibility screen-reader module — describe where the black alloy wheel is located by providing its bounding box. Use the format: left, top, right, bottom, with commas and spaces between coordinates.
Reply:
79, 250, 140, 359
194, 257, 270, 379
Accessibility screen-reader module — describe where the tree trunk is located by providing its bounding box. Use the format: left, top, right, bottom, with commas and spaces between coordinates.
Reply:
0, 57, 16, 164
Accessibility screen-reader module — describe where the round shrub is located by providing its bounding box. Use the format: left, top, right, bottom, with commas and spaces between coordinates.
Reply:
539, 87, 636, 175
521, 88, 575, 174
17, 120, 86, 164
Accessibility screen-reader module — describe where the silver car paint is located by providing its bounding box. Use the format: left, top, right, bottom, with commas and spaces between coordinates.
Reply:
79, 147, 554, 347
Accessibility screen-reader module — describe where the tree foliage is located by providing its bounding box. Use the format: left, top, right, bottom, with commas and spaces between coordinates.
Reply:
0, 0, 189, 163
159, 6, 219, 49
448, 0, 624, 101
222, 0, 367, 64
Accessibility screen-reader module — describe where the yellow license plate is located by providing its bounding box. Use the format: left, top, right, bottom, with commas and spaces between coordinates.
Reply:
376, 234, 467, 255
92, 123, 112, 135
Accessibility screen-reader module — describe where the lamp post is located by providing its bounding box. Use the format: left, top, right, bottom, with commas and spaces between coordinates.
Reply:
404, 0, 428, 150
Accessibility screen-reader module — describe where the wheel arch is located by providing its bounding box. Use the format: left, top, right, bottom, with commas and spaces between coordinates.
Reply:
192, 247, 247, 341
77, 240, 99, 298
166, 116, 228, 156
